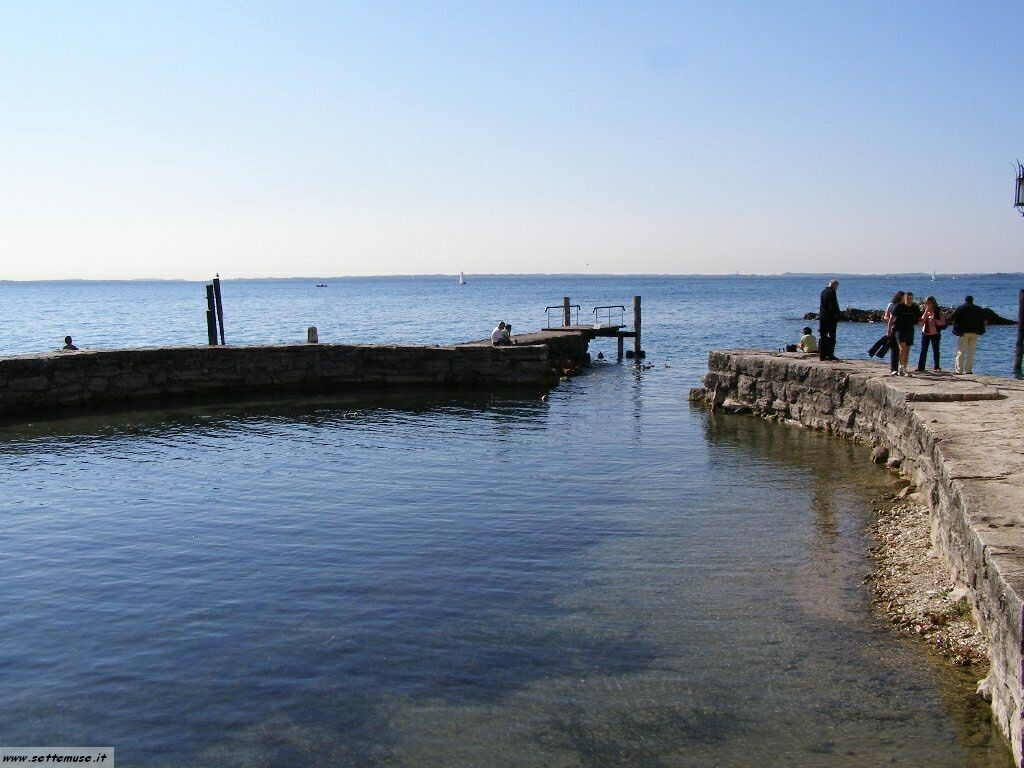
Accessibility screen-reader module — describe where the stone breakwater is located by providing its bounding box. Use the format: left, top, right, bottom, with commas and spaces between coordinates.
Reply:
0, 331, 592, 421
803, 305, 1015, 324
691, 350, 1024, 765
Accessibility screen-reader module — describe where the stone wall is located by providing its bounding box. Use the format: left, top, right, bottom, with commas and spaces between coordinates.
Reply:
0, 340, 582, 420
691, 349, 1024, 766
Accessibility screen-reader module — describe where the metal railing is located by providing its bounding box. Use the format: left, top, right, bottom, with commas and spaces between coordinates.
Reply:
545, 304, 580, 327
592, 305, 625, 328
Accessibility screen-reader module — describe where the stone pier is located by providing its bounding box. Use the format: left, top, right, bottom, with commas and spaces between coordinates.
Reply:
0, 329, 595, 421
691, 349, 1024, 765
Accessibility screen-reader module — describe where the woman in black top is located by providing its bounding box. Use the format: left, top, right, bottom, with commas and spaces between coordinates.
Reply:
881, 291, 904, 373
892, 292, 919, 376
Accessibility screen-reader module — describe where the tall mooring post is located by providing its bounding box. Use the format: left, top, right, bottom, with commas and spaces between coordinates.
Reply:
212, 274, 226, 345
633, 295, 642, 361
205, 284, 218, 346
1014, 288, 1023, 378
562, 296, 571, 327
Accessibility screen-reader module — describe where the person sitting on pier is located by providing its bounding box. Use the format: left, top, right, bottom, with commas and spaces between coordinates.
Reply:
491, 321, 511, 346
62, 335, 79, 351
798, 327, 818, 353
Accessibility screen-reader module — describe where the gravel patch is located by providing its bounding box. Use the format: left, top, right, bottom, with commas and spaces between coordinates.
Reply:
866, 499, 989, 669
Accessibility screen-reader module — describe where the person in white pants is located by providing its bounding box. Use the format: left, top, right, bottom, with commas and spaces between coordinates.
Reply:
955, 333, 979, 374
951, 295, 986, 374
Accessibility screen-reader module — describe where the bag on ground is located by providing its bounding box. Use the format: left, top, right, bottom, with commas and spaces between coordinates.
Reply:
868, 334, 891, 359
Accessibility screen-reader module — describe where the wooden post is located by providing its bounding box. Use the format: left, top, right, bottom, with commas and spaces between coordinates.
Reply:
633, 295, 642, 361
1014, 288, 1023, 378
617, 334, 624, 361
307, 326, 319, 344
212, 274, 226, 345
205, 284, 218, 346
562, 296, 571, 327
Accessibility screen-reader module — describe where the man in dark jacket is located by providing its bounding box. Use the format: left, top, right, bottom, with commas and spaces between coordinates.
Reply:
951, 295, 986, 374
818, 279, 840, 361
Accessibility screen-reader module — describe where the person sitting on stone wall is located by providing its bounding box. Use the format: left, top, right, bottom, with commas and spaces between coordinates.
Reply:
798, 327, 818, 353
490, 322, 511, 346
62, 335, 79, 351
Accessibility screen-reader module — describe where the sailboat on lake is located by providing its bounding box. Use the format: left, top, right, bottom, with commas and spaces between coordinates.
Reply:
458, 272, 466, 285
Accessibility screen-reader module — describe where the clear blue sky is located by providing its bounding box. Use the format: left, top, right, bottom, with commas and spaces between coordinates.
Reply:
2, 1, 1021, 279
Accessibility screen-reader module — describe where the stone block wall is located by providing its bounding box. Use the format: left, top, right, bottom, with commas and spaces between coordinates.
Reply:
533, 333, 592, 373
0, 342, 563, 419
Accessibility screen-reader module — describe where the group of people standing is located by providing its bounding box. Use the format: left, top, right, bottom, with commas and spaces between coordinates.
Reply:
882, 291, 936, 376
880, 292, 987, 376
815, 280, 988, 376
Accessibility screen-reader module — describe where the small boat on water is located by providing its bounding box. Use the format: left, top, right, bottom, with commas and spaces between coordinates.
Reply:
458, 272, 466, 285
315, 283, 328, 288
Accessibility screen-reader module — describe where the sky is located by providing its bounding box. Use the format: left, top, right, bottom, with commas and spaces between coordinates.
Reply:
1, 1, 1022, 280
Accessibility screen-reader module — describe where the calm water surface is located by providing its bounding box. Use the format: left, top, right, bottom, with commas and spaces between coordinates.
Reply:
2, 275, 1020, 766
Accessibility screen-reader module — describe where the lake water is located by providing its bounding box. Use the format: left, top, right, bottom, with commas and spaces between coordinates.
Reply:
1, 274, 1020, 766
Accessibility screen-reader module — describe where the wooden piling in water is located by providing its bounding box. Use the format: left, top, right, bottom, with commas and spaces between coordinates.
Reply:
562, 296, 571, 327
212, 275, 226, 345
633, 295, 642, 361
205, 284, 218, 346
1014, 288, 1023, 378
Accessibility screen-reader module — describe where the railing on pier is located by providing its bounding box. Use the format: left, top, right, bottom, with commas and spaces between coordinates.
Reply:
546, 303, 580, 327
592, 305, 625, 328
540, 296, 643, 363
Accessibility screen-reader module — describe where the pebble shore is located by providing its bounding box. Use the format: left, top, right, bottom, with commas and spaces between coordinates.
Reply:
866, 497, 988, 669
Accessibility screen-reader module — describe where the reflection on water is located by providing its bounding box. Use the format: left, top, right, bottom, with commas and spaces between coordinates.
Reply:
0, 379, 1013, 767
701, 412, 1010, 767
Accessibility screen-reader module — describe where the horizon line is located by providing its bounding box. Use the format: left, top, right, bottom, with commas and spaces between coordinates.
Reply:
2, 271, 1021, 284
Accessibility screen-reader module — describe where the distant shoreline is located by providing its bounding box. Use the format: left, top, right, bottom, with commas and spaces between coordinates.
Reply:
2, 272, 1022, 284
